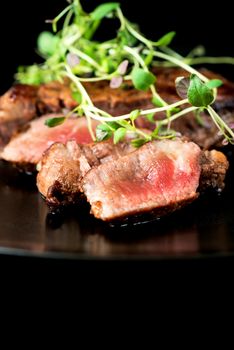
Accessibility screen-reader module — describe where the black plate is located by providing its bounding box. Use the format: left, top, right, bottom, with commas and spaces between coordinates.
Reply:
1, 146, 234, 261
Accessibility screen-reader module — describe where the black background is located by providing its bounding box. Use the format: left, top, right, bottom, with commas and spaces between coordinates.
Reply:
0, 0, 234, 93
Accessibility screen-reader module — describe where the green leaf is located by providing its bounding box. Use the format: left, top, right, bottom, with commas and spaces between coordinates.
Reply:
188, 75, 214, 107
37, 31, 59, 57
146, 112, 155, 123
205, 79, 223, 89
131, 138, 148, 148
155, 31, 176, 47
151, 124, 176, 139
117, 120, 134, 131
105, 121, 120, 130
72, 91, 82, 104
152, 96, 164, 107
118, 29, 138, 47
91, 3, 120, 20
129, 109, 141, 122
96, 124, 112, 132
131, 68, 156, 91
45, 117, 65, 127
175, 76, 190, 99
96, 124, 113, 141
113, 128, 127, 144
151, 122, 162, 138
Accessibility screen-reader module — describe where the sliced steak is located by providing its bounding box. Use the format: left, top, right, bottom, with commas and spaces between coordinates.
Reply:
82, 139, 229, 221
37, 140, 134, 206
37, 138, 228, 220
37, 80, 77, 114
0, 84, 38, 147
0, 115, 98, 170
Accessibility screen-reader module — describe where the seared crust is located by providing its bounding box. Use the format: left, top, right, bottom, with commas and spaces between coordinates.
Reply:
0, 84, 38, 147
37, 140, 134, 206
199, 150, 229, 191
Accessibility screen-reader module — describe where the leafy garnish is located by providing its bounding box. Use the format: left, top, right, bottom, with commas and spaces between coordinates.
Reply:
175, 76, 190, 99
131, 138, 148, 148
154, 31, 176, 47
188, 74, 214, 107
15, 0, 234, 146
131, 68, 156, 91
37, 31, 59, 57
151, 96, 164, 107
96, 124, 113, 141
45, 117, 66, 127
205, 79, 223, 89
113, 127, 127, 144
129, 109, 141, 122
72, 91, 82, 104
91, 2, 120, 20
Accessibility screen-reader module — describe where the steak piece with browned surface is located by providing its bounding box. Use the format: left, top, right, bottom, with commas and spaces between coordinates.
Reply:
37, 140, 134, 206
82, 140, 229, 221
0, 85, 38, 147
37, 138, 228, 221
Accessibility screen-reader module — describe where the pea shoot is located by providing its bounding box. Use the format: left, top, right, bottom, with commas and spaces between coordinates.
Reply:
16, 0, 234, 146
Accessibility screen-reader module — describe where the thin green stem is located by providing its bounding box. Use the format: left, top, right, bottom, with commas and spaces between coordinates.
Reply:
124, 46, 147, 70
134, 129, 151, 140
63, 9, 74, 32
116, 7, 126, 30
65, 65, 95, 140
207, 106, 234, 139
51, 4, 73, 32
150, 85, 167, 107
160, 46, 184, 59
152, 56, 234, 68
146, 50, 209, 82
159, 106, 198, 125
82, 99, 189, 122
184, 56, 234, 66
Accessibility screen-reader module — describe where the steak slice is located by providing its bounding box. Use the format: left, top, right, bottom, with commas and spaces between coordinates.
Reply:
82, 139, 229, 221
0, 84, 38, 147
37, 80, 78, 114
37, 140, 134, 206
0, 115, 98, 170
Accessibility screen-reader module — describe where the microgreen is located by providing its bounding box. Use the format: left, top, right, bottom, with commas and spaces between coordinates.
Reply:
151, 96, 164, 107
175, 76, 190, 99
154, 31, 176, 47
113, 127, 127, 144
45, 116, 66, 127
37, 31, 59, 57
72, 90, 82, 103
188, 74, 214, 107
15, 0, 234, 146
205, 79, 223, 89
96, 124, 113, 141
90, 2, 120, 21
131, 68, 156, 91
129, 109, 141, 122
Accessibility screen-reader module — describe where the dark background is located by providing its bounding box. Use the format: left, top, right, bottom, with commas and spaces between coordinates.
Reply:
0, 0, 234, 93
1, 1, 234, 287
